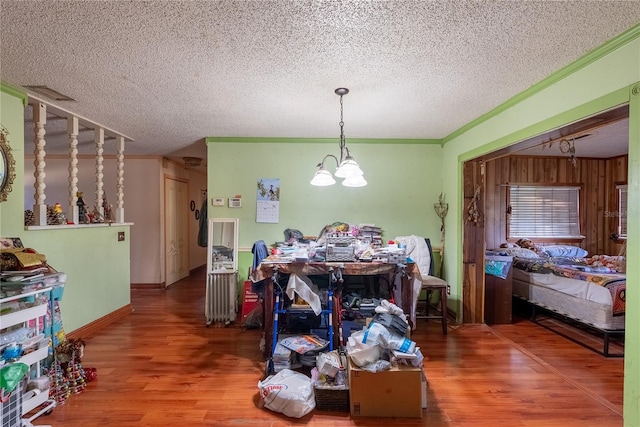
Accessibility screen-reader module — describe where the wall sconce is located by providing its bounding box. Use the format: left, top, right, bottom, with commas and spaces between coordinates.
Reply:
310, 88, 367, 187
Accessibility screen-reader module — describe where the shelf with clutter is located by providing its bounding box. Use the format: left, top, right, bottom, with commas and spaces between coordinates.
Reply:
0, 255, 59, 427
1, 237, 95, 427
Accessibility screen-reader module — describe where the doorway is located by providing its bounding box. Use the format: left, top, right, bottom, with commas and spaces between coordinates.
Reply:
461, 105, 630, 323
164, 175, 189, 286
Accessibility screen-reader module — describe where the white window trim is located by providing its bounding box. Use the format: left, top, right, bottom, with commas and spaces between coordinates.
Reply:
616, 184, 628, 239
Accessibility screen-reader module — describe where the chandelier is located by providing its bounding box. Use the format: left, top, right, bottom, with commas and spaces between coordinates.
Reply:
310, 88, 367, 187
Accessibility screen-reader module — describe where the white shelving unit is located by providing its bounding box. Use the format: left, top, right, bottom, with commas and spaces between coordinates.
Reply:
1, 287, 56, 427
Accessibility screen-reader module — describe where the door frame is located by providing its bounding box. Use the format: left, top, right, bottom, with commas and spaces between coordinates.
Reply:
164, 174, 190, 287
460, 105, 630, 324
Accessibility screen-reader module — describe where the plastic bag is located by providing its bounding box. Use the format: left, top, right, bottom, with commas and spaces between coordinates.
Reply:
360, 359, 391, 373
284, 228, 304, 242
485, 258, 511, 279
0, 363, 29, 394
258, 369, 315, 418
362, 322, 416, 354
316, 350, 342, 378
244, 303, 263, 329
346, 330, 382, 368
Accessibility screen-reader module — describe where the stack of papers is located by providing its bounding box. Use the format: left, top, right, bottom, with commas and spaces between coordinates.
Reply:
358, 224, 383, 247
272, 342, 301, 372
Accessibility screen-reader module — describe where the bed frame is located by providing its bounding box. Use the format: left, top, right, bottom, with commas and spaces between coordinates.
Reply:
512, 277, 625, 357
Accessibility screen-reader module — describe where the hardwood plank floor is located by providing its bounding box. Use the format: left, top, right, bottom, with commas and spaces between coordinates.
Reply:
37, 270, 623, 426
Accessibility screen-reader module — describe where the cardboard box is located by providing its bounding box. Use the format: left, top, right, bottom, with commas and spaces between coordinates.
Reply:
349, 364, 423, 418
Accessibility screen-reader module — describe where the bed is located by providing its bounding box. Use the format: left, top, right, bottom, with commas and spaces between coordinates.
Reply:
489, 245, 626, 357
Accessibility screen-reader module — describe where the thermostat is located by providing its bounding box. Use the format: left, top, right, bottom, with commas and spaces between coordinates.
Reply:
228, 197, 242, 208
212, 198, 224, 206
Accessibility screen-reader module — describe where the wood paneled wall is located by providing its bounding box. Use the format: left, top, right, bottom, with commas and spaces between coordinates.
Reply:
605, 155, 628, 257
484, 155, 627, 256
463, 160, 485, 323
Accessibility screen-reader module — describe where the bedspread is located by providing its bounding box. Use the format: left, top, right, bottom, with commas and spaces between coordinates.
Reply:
551, 265, 626, 316
511, 257, 626, 315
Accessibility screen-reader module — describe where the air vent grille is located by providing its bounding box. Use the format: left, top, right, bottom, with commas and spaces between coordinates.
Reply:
23, 85, 75, 102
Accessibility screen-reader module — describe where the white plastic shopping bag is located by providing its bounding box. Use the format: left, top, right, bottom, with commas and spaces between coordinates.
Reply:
346, 329, 382, 367
258, 369, 316, 418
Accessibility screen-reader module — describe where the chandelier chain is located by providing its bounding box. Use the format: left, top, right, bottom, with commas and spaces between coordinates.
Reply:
339, 93, 346, 159
309, 87, 366, 187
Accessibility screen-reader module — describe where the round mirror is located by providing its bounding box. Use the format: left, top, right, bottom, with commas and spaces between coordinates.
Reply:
0, 125, 16, 202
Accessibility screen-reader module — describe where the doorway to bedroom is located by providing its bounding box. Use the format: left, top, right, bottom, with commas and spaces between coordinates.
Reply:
460, 104, 629, 356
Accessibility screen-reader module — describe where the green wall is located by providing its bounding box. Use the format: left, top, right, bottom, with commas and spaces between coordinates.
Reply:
208, 141, 447, 316
627, 82, 640, 427
0, 84, 26, 234
440, 26, 640, 427
1, 85, 131, 333
206, 141, 444, 248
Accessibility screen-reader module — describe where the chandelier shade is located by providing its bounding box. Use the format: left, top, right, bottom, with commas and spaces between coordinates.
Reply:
342, 174, 367, 187
335, 155, 363, 178
310, 164, 337, 186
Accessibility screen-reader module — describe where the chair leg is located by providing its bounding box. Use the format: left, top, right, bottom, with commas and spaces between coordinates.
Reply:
418, 286, 448, 335
425, 289, 432, 316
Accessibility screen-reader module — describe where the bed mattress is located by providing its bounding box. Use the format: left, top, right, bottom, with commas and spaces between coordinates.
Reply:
512, 268, 613, 305
512, 269, 625, 331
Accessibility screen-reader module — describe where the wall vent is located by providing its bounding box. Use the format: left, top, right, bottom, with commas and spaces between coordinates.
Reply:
23, 85, 75, 101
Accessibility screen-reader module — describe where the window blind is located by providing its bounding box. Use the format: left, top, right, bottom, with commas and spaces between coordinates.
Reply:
508, 185, 582, 238
617, 184, 627, 237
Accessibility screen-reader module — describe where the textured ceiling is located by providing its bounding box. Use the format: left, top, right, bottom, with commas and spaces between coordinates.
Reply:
1, 1, 639, 160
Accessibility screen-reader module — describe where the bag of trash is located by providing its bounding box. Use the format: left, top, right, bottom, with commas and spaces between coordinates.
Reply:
258, 369, 315, 418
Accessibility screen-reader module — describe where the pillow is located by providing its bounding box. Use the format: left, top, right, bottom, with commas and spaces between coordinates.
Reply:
515, 238, 543, 254
493, 247, 540, 259
540, 245, 588, 258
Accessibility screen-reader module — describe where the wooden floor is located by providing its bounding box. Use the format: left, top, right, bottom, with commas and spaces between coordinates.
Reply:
38, 270, 624, 427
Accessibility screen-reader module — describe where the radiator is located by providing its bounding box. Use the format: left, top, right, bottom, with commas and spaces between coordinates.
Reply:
205, 272, 238, 326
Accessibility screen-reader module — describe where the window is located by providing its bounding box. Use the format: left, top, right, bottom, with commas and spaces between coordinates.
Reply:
616, 184, 627, 238
508, 185, 583, 239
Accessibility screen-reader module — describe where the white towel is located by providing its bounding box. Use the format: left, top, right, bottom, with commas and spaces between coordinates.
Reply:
286, 273, 322, 315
